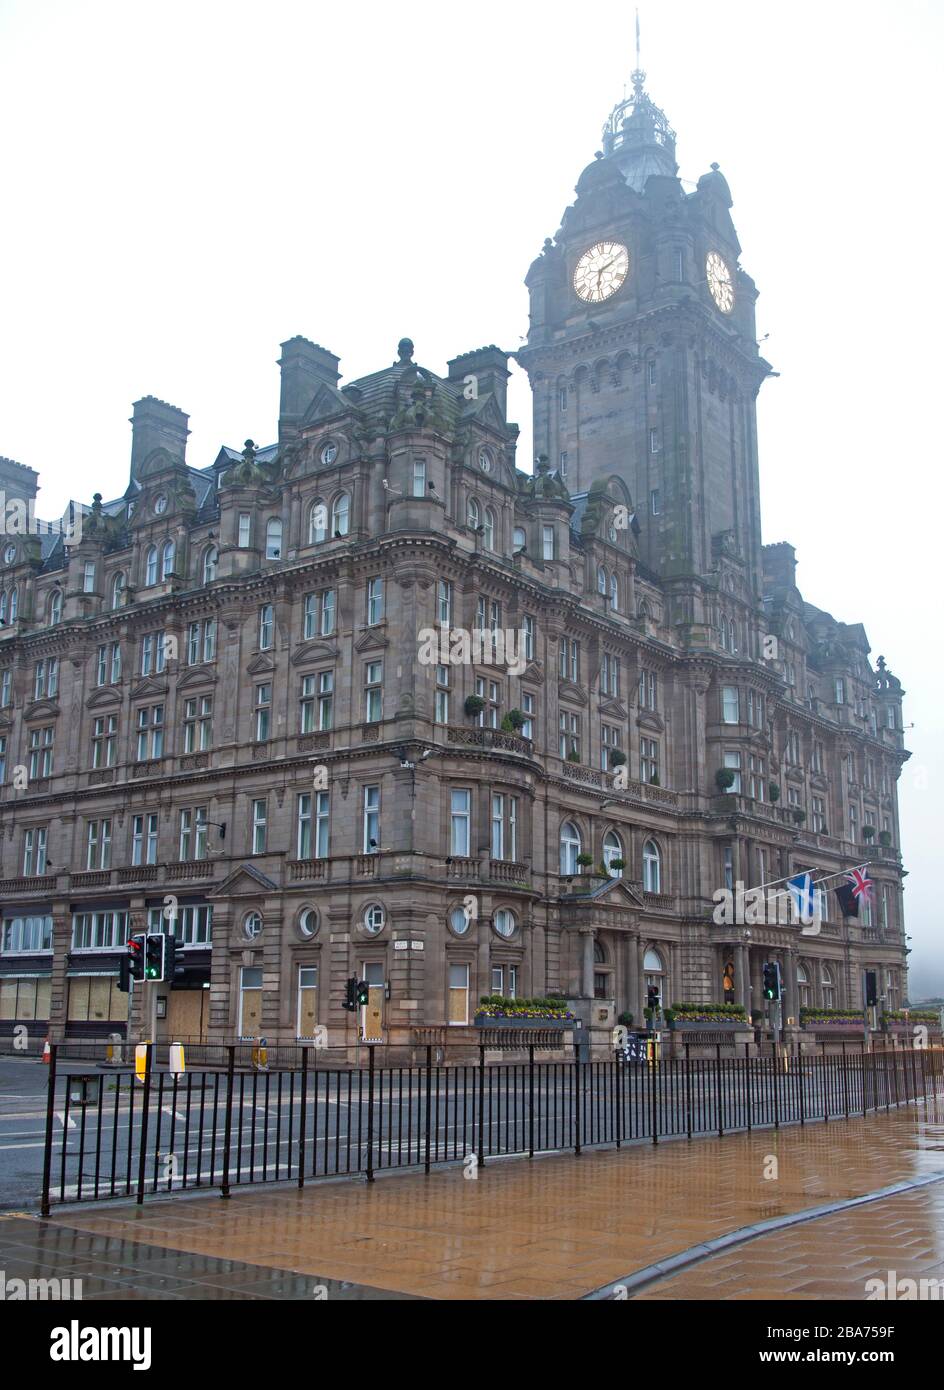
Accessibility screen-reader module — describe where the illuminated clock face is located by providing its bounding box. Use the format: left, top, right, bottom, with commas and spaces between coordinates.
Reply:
706, 251, 734, 313
573, 241, 630, 303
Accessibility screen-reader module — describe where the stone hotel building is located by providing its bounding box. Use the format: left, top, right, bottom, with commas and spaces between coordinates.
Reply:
0, 64, 909, 1047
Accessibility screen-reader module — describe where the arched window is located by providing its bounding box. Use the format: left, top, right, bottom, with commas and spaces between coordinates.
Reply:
821, 963, 835, 1008
331, 493, 350, 538
202, 547, 218, 585
265, 518, 282, 560
513, 526, 527, 552
559, 820, 581, 876
720, 615, 729, 651
644, 947, 666, 1009
0, 591, 6, 624
642, 839, 662, 893
48, 589, 62, 626
9, 587, 17, 622
111, 571, 125, 609
467, 496, 480, 531
597, 565, 607, 595
603, 830, 624, 877
483, 507, 496, 552
161, 539, 175, 579
797, 962, 811, 1009
308, 500, 327, 545
730, 620, 738, 653
610, 573, 619, 611
145, 546, 158, 586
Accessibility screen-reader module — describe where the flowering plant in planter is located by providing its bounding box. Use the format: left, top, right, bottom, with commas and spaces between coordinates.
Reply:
475, 995, 575, 1021
883, 1010, 941, 1025
799, 1007, 863, 1026
668, 1002, 747, 1025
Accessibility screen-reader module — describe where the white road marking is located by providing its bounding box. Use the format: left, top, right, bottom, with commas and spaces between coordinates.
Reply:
55, 1111, 77, 1130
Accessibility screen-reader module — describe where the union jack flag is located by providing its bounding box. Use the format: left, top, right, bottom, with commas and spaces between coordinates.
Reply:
847, 867, 874, 902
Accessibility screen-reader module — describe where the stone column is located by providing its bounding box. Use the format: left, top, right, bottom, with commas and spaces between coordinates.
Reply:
783, 947, 799, 1026
626, 934, 640, 1025
580, 929, 595, 998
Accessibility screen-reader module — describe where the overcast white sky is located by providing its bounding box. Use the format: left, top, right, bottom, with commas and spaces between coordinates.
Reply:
1, 0, 941, 993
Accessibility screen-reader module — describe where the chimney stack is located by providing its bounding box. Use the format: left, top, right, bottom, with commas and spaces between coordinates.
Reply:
130, 397, 190, 480
278, 337, 341, 447
447, 346, 511, 419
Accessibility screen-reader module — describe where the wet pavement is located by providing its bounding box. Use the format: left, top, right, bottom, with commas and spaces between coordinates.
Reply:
9, 1099, 942, 1300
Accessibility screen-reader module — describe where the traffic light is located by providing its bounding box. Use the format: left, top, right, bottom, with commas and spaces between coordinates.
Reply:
145, 932, 165, 982
763, 962, 782, 1001
343, 977, 359, 1013
356, 980, 370, 1008
865, 970, 879, 1007
123, 933, 146, 988
165, 933, 185, 983
647, 985, 661, 1010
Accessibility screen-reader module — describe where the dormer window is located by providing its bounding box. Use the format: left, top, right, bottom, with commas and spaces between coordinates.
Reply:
320, 441, 338, 466
153, 494, 168, 516
478, 448, 492, 474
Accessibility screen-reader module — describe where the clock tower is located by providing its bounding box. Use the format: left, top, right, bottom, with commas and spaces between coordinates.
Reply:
517, 57, 773, 599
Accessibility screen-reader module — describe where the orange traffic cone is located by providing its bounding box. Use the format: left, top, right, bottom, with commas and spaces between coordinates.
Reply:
42, 1038, 51, 1064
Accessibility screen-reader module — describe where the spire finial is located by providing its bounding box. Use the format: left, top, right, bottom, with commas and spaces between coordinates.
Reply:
631, 7, 645, 94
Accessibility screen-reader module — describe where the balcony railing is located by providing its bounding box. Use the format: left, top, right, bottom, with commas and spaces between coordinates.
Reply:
488, 860, 530, 884
289, 859, 328, 882
0, 875, 53, 894
166, 860, 214, 881
447, 726, 533, 756
117, 865, 158, 884
70, 870, 111, 890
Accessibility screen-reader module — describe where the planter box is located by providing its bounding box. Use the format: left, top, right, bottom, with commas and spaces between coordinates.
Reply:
474, 1015, 573, 1029
802, 1020, 864, 1032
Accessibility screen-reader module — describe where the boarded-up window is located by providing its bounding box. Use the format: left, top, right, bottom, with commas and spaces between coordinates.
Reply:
448, 963, 469, 1025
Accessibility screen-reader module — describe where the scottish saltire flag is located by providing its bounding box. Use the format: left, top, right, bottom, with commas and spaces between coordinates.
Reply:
787, 872, 816, 921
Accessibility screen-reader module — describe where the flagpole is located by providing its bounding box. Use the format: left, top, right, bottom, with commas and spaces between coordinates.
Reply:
746, 862, 872, 897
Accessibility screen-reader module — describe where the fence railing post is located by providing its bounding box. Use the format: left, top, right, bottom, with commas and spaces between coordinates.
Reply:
716, 1044, 724, 1138
137, 1041, 153, 1206
424, 1045, 433, 1175
366, 1044, 376, 1183
40, 1042, 58, 1217
220, 1044, 235, 1199
528, 1045, 535, 1158
477, 1042, 487, 1169
650, 1041, 659, 1145
297, 1045, 308, 1189
573, 1037, 582, 1156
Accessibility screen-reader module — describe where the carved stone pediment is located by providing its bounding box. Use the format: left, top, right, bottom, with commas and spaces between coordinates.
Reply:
599, 698, 627, 720
177, 665, 219, 691
246, 653, 276, 676
24, 699, 61, 721
521, 661, 545, 685
354, 627, 389, 654
636, 710, 665, 734
291, 639, 341, 667
210, 863, 280, 899
86, 687, 122, 710
130, 677, 169, 700
558, 680, 588, 708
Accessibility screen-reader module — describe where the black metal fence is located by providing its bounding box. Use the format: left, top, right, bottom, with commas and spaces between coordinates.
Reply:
40, 1041, 944, 1215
